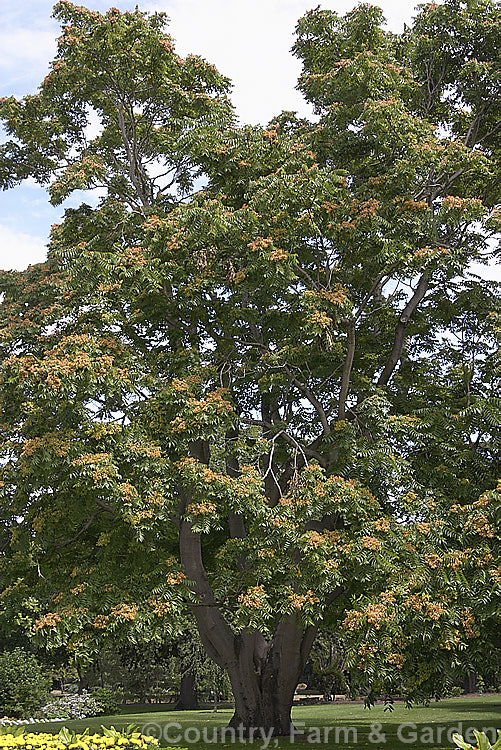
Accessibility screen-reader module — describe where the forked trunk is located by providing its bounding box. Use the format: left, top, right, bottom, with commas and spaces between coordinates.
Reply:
179, 518, 335, 736
227, 639, 300, 736
221, 620, 316, 736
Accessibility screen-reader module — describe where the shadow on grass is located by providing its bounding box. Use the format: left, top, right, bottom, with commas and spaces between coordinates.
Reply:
26, 696, 501, 750
412, 698, 501, 714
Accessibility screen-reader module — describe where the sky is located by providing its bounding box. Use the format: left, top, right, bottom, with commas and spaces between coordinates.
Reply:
0, 0, 498, 279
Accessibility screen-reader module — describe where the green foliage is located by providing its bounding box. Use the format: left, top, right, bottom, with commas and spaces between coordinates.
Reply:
453, 730, 501, 750
0, 648, 51, 718
446, 685, 464, 698
311, 662, 347, 698
0, 2, 233, 202
90, 688, 119, 716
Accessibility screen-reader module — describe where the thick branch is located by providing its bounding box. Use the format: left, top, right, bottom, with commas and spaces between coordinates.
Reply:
179, 517, 236, 668
94, 498, 116, 514
289, 376, 331, 436
338, 320, 356, 420
115, 98, 150, 209
225, 430, 247, 540
53, 511, 101, 548
300, 586, 344, 663
378, 273, 429, 386
178, 439, 238, 666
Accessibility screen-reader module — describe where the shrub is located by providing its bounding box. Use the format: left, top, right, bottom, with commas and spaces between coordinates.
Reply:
90, 688, 119, 716
0, 648, 51, 718
37, 692, 102, 720
310, 662, 347, 698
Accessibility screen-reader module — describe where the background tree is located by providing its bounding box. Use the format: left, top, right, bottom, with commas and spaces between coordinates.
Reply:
0, 648, 51, 718
0, 0, 500, 736
306, 631, 348, 700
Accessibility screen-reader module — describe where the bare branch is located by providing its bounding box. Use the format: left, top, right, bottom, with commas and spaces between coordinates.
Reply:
288, 373, 331, 435
54, 511, 101, 548
338, 319, 356, 420
240, 418, 326, 464
354, 265, 399, 322
115, 97, 150, 209
378, 273, 429, 386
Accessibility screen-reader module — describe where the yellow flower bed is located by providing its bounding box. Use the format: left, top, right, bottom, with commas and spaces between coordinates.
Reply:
0, 726, 161, 750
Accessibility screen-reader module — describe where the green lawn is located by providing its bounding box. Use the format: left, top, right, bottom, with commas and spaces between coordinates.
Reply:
28, 696, 500, 750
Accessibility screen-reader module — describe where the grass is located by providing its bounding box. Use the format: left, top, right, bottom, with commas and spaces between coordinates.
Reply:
27, 696, 501, 750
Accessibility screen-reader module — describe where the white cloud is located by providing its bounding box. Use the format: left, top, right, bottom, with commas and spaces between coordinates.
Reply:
0, 224, 47, 271
0, 30, 56, 93
143, 0, 420, 125
85, 108, 103, 141
469, 261, 501, 283
0, 0, 59, 93
0, 28, 55, 68
143, 0, 324, 124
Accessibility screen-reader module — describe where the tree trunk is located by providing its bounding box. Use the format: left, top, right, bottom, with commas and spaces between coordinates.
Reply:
178, 511, 338, 736
226, 630, 302, 736
77, 665, 86, 694
175, 670, 199, 710
465, 672, 477, 694
225, 619, 316, 736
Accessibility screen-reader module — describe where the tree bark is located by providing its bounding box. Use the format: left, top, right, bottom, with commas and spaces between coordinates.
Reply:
175, 670, 199, 710
225, 618, 311, 736
378, 273, 429, 386
464, 672, 477, 694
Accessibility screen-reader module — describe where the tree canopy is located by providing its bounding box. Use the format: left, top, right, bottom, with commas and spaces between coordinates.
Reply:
0, 0, 500, 734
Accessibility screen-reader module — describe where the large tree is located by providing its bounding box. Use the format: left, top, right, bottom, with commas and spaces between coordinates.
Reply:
1, 0, 500, 735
